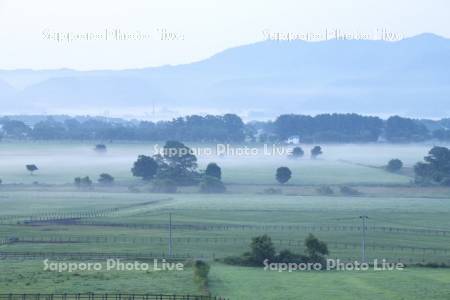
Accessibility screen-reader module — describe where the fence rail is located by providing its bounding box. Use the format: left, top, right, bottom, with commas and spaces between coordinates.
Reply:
8, 220, 449, 237
0, 199, 171, 224
0, 294, 225, 300
4, 235, 450, 256
0, 251, 206, 261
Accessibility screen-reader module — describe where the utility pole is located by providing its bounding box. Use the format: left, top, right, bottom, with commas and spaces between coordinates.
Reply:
168, 213, 173, 257
359, 215, 369, 263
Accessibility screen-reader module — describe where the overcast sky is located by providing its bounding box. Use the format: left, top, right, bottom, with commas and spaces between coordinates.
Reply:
0, 0, 449, 70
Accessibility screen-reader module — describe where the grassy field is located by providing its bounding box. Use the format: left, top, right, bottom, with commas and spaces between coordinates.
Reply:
0, 141, 438, 185
209, 264, 450, 300
1, 141, 450, 298
0, 260, 200, 294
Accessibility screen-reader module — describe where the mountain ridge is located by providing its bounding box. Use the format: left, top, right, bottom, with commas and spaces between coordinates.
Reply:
0, 33, 449, 119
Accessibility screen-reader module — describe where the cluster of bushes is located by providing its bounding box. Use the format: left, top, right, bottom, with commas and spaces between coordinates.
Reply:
74, 173, 115, 188
224, 234, 329, 268
316, 185, 361, 196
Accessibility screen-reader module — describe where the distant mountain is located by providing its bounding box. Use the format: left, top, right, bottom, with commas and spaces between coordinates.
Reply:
0, 33, 449, 119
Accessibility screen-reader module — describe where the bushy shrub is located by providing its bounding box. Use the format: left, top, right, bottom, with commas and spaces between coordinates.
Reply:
193, 260, 210, 288
276, 249, 308, 264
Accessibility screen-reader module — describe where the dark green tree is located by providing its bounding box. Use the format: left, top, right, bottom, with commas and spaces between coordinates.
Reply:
249, 234, 276, 264
311, 146, 323, 159
26, 164, 38, 175
163, 141, 197, 170
156, 141, 200, 185
290, 146, 304, 158
205, 162, 222, 179
98, 173, 114, 185
131, 155, 158, 180
386, 159, 403, 172
276, 167, 292, 184
414, 146, 450, 185
305, 233, 329, 263
385, 116, 429, 142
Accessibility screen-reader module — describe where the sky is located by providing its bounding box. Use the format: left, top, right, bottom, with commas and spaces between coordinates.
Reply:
0, 0, 449, 70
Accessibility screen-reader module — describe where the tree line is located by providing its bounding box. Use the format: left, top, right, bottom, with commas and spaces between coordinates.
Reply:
0, 114, 245, 142
1, 113, 450, 143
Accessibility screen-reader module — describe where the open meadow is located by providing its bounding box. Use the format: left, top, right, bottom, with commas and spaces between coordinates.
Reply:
0, 141, 450, 299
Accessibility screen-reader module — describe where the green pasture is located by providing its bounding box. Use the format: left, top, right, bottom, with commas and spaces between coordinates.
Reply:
1, 141, 450, 298
209, 264, 450, 300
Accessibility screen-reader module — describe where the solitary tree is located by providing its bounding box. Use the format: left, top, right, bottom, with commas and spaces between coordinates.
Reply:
310, 146, 323, 159
131, 155, 158, 180
249, 234, 276, 264
98, 173, 114, 185
276, 167, 292, 184
386, 159, 403, 172
26, 164, 38, 175
290, 146, 304, 158
205, 162, 222, 180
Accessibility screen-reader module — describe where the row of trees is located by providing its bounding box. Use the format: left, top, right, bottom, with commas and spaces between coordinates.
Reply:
272, 114, 438, 143
2, 114, 450, 143
0, 114, 245, 142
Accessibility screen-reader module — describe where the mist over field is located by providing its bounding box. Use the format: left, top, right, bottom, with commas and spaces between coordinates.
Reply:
0, 141, 444, 185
